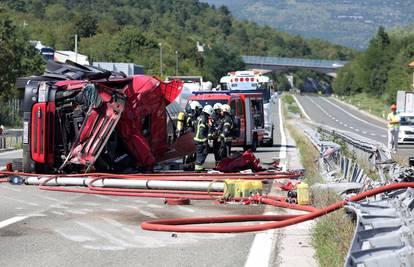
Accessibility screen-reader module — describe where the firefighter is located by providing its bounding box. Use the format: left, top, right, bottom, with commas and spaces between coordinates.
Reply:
194, 105, 214, 172
181, 101, 203, 168
186, 100, 203, 132
219, 104, 234, 159
210, 103, 223, 163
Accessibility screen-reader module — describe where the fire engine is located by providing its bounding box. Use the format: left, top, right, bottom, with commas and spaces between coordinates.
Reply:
188, 91, 265, 151
219, 71, 275, 145
18, 61, 192, 173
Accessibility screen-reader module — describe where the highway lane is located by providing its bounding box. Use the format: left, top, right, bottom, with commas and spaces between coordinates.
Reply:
295, 94, 413, 157
0, 102, 291, 267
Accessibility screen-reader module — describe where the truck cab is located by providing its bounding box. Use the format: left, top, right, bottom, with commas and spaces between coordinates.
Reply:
188, 91, 265, 151
19, 61, 185, 173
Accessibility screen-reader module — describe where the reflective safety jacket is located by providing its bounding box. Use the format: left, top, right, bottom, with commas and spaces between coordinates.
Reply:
186, 110, 201, 132
194, 113, 209, 142
220, 113, 234, 142
387, 112, 400, 129
210, 112, 223, 139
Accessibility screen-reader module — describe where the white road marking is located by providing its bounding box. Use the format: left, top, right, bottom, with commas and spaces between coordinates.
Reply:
177, 206, 195, 213
350, 126, 354, 129
381, 135, 387, 138
0, 216, 28, 229
0, 195, 39, 207
292, 95, 311, 120
344, 124, 348, 127
319, 97, 386, 131
76, 221, 133, 248
51, 211, 65, 216
245, 100, 288, 267
244, 212, 277, 267
278, 98, 287, 161
371, 133, 376, 136
355, 129, 360, 132
0, 185, 21, 192
139, 210, 158, 219
362, 131, 367, 134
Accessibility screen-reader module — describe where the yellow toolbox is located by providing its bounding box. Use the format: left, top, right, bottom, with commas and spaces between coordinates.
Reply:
224, 180, 263, 198
297, 182, 310, 205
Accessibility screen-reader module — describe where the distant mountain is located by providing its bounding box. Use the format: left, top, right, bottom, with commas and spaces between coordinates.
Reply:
202, 0, 414, 49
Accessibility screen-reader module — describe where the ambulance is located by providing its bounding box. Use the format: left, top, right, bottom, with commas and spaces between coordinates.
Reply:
219, 71, 275, 145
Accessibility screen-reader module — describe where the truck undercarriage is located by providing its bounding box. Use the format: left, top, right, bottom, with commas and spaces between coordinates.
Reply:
20, 61, 191, 173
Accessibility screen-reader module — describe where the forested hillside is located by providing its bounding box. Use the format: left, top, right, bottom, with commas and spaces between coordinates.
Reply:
203, 0, 414, 49
1, 0, 354, 84
333, 26, 414, 103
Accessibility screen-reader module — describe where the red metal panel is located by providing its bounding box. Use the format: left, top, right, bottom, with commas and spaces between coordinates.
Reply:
46, 102, 56, 164
31, 103, 47, 163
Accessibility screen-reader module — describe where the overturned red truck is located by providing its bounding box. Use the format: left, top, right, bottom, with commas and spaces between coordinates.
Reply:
19, 61, 193, 173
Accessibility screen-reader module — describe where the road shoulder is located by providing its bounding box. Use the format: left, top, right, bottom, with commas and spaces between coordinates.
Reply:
270, 97, 317, 267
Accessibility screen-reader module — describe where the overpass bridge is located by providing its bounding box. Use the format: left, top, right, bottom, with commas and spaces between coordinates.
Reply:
242, 55, 347, 77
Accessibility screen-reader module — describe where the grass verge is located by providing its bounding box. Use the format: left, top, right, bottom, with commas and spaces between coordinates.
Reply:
337, 93, 387, 119
286, 121, 322, 185
281, 94, 301, 115
281, 96, 355, 267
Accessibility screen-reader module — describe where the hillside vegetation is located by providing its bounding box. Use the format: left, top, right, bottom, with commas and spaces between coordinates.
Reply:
2, 0, 354, 85
203, 0, 414, 49
333, 26, 414, 104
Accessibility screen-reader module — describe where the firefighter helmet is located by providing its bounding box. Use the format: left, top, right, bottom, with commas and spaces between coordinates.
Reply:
213, 103, 222, 111
221, 104, 231, 113
190, 101, 202, 110
202, 105, 214, 115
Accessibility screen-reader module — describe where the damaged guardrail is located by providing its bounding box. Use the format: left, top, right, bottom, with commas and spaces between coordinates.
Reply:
345, 188, 414, 267
297, 121, 414, 267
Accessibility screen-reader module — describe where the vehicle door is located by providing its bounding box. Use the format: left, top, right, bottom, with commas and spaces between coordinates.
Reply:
231, 97, 246, 145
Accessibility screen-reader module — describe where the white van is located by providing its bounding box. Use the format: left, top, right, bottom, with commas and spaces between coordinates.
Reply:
398, 112, 414, 144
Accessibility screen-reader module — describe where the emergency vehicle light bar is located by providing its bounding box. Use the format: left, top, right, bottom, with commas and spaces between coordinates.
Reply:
192, 90, 264, 95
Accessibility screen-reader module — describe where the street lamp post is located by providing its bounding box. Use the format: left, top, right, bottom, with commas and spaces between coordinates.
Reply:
159, 43, 163, 77
74, 34, 78, 63
175, 50, 179, 76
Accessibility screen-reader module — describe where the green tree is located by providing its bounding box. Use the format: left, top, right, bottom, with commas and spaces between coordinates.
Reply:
203, 42, 245, 82
74, 13, 98, 38
0, 14, 43, 100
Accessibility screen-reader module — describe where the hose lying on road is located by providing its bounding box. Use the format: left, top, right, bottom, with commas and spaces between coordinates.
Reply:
141, 182, 414, 233
4, 171, 409, 234
0, 170, 303, 201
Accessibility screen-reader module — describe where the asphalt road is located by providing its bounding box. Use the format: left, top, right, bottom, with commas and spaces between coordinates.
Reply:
0, 101, 288, 267
295, 94, 414, 158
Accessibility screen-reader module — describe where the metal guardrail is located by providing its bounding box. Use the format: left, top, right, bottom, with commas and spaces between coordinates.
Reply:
345, 189, 414, 267
297, 122, 414, 266
0, 129, 23, 150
